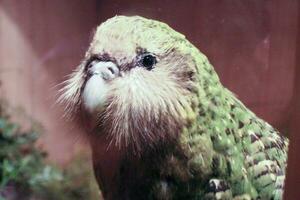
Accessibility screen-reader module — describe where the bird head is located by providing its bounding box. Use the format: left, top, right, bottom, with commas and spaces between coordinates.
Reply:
59, 16, 209, 153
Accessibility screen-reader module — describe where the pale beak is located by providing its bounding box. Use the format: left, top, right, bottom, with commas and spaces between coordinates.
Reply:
88, 61, 120, 81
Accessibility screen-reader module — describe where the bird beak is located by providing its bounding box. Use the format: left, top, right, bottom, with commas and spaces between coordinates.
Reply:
87, 61, 120, 81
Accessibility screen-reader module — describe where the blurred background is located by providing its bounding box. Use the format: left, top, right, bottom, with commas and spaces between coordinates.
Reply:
0, 0, 298, 199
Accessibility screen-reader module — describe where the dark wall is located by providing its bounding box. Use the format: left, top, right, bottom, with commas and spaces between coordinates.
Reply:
284, 2, 300, 198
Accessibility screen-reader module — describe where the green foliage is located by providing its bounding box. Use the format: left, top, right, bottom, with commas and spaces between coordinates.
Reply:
0, 104, 100, 200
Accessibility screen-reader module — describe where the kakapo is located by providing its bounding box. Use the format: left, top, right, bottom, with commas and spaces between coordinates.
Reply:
59, 16, 288, 200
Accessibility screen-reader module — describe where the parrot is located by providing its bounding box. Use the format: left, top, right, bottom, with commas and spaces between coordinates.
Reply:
59, 16, 289, 200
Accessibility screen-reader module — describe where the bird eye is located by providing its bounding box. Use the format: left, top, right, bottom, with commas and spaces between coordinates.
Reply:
139, 54, 157, 70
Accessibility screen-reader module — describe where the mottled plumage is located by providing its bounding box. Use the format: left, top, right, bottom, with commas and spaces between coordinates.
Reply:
59, 16, 288, 200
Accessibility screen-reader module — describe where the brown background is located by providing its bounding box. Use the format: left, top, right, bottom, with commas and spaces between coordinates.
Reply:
0, 0, 298, 199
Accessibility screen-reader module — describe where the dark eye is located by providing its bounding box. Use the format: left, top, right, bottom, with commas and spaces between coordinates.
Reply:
140, 54, 157, 70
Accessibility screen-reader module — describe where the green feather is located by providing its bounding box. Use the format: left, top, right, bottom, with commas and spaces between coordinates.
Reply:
143, 16, 289, 199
